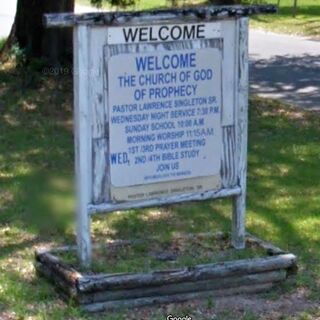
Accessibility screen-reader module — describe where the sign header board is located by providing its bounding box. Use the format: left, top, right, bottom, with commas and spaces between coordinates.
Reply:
107, 22, 221, 44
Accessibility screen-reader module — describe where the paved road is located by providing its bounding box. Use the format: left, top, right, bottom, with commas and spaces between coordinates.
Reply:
1, 3, 319, 109
0, 3, 98, 38
249, 30, 320, 110
0, 1, 17, 38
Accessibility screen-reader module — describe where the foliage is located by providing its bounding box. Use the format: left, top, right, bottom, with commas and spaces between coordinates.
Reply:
8, 44, 27, 68
241, 0, 268, 4
90, 0, 136, 8
250, 0, 320, 36
0, 38, 6, 52
86, 0, 241, 9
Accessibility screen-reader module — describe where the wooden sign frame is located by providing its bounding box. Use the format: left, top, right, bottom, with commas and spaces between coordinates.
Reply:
45, 5, 277, 267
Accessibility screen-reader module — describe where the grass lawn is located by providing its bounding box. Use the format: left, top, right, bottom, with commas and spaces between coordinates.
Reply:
76, 0, 212, 10
76, 0, 207, 10
250, 0, 320, 37
56, 233, 267, 274
0, 38, 6, 53
0, 61, 320, 319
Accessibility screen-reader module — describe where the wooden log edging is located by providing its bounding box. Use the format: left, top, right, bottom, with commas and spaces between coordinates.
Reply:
34, 234, 297, 312
76, 253, 296, 293
83, 283, 275, 312
35, 251, 82, 285
78, 270, 286, 304
35, 262, 78, 298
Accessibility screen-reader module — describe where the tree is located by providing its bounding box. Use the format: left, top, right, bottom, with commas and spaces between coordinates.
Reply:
2, 0, 74, 65
292, 0, 298, 17
2, 0, 241, 65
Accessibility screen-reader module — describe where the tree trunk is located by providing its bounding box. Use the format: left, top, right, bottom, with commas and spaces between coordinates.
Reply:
0, 19, 16, 60
14, 0, 74, 65
292, 0, 298, 17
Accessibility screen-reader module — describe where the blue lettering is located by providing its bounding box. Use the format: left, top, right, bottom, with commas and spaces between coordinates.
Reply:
135, 56, 148, 72
110, 152, 129, 165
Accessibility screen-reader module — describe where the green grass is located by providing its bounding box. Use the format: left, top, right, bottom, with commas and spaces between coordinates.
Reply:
57, 234, 266, 274
0, 63, 320, 319
250, 0, 320, 37
0, 38, 6, 52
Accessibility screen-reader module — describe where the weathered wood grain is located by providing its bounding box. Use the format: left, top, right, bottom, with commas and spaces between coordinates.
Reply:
232, 17, 249, 249
221, 20, 236, 126
221, 125, 237, 188
92, 138, 109, 204
82, 283, 274, 312
89, 28, 110, 204
36, 252, 82, 285
78, 270, 286, 304
35, 262, 78, 298
78, 253, 296, 292
44, 5, 277, 28
88, 27, 108, 139
74, 25, 93, 267
88, 187, 241, 214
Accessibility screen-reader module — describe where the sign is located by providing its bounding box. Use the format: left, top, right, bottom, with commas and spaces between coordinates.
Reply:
107, 48, 222, 199
44, 7, 252, 264
108, 22, 221, 44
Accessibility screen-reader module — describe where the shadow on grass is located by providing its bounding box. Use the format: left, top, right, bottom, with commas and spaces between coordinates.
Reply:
103, 199, 231, 241
106, 97, 320, 269
0, 67, 75, 247
2, 65, 319, 261
252, 5, 320, 20
246, 98, 320, 253
250, 54, 320, 110
251, 5, 320, 37
277, 6, 320, 17
0, 63, 320, 316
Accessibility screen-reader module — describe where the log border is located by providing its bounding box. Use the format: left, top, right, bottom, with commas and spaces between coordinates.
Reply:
35, 232, 297, 312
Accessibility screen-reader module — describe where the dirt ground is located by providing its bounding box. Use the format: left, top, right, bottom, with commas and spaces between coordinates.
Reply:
121, 284, 320, 320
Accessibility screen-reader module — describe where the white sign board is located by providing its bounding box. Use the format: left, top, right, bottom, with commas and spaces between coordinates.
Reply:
108, 48, 222, 191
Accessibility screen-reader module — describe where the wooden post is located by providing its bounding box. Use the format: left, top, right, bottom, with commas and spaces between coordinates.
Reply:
74, 25, 92, 267
232, 17, 249, 249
